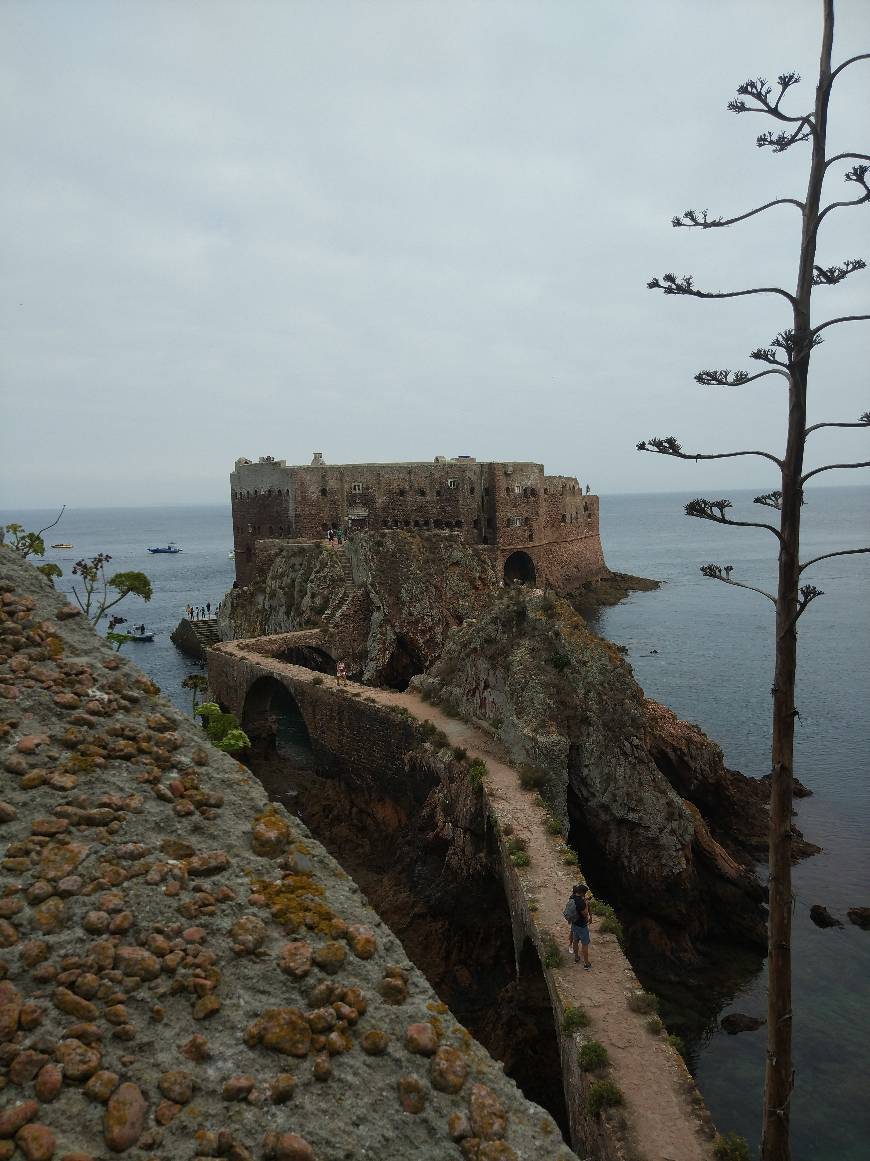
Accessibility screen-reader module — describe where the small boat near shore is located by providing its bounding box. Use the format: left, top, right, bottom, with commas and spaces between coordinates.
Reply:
127, 625, 154, 642
50, 543, 74, 549
148, 543, 182, 554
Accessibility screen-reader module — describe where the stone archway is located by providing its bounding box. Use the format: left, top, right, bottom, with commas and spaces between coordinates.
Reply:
277, 645, 336, 675
242, 676, 312, 766
503, 550, 536, 586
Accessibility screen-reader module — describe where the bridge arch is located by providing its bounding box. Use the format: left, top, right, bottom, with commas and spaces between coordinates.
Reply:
276, 644, 336, 674
504, 550, 536, 586
242, 676, 313, 766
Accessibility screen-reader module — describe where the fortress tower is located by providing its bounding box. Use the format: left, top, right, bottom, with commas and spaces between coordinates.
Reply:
230, 453, 606, 591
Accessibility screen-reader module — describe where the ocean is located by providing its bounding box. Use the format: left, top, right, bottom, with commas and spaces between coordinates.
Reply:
3, 487, 868, 1160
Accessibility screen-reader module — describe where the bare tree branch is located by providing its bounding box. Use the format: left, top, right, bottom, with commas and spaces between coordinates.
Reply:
695, 367, 790, 385
802, 460, 870, 484
830, 53, 870, 82
34, 506, 66, 543
794, 584, 825, 623
805, 411, 870, 436
700, 563, 776, 603
812, 258, 866, 285
800, 547, 870, 573
727, 74, 809, 122
672, 199, 803, 229
812, 313, 870, 336
825, 151, 870, 170
686, 497, 782, 539
818, 165, 870, 226
756, 121, 814, 152
648, 272, 796, 305
637, 436, 783, 468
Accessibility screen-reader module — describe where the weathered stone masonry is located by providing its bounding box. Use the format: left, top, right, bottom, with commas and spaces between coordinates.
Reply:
230, 454, 606, 592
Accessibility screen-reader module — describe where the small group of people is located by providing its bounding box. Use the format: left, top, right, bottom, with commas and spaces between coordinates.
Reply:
326, 527, 346, 547
563, 882, 593, 969
186, 601, 220, 621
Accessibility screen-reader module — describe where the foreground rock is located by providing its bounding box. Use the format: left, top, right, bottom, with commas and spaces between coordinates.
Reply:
810, 905, 843, 929
847, 907, 870, 930
720, 1013, 766, 1035
415, 587, 772, 970
0, 549, 575, 1161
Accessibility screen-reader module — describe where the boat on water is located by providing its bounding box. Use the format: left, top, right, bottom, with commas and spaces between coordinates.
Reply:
127, 625, 154, 642
50, 543, 74, 549
148, 543, 182, 554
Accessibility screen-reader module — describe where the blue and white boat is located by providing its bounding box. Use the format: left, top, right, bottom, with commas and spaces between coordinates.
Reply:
147, 543, 182, 554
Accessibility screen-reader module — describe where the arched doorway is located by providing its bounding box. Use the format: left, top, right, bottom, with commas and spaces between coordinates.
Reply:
503, 551, 536, 586
242, 677, 312, 767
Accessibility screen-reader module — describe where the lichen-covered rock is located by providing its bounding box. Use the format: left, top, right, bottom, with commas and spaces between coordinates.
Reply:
0, 550, 576, 1161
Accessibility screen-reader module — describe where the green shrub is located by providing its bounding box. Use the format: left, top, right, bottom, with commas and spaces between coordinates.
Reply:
598, 915, 623, 941
646, 1015, 663, 1034
518, 765, 546, 790
713, 1133, 751, 1161
561, 847, 579, 866
452, 746, 468, 761
562, 1005, 590, 1034
667, 1033, 687, 1058
467, 758, 487, 788
586, 1080, 623, 1116
510, 851, 531, 868
549, 652, 570, 671
589, 898, 616, 920
310, 675, 324, 686
540, 933, 562, 969
506, 836, 528, 855
578, 1040, 609, 1072
627, 990, 659, 1015
545, 816, 563, 835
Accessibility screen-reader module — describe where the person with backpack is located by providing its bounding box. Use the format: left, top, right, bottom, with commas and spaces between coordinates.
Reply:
563, 882, 592, 969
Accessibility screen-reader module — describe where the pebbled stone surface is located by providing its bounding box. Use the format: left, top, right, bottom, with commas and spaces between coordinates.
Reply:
0, 550, 575, 1160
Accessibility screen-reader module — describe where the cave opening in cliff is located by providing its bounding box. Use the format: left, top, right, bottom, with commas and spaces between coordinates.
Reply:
503, 551, 536, 586
242, 676, 313, 767
379, 633, 425, 692
278, 645, 336, 675
247, 749, 570, 1141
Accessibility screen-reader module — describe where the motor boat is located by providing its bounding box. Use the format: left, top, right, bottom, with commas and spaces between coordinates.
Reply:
50, 543, 74, 549
127, 625, 154, 642
148, 543, 182, 554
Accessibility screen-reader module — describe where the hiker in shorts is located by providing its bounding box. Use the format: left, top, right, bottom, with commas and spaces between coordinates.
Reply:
335, 661, 347, 686
564, 882, 592, 969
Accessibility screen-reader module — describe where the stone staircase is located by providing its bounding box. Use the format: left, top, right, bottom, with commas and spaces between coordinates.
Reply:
170, 617, 220, 661
336, 552, 354, 583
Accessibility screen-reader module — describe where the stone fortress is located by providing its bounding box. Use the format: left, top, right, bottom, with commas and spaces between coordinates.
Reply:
230, 453, 606, 591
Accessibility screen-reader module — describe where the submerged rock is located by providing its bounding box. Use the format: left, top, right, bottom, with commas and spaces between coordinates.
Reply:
720, 1013, 766, 1034
847, 907, 870, 930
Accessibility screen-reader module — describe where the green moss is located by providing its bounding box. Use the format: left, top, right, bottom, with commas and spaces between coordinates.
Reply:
540, 933, 562, 969
544, 816, 563, 835
561, 847, 579, 866
578, 1040, 609, 1072
467, 758, 487, 788
510, 850, 531, 868
667, 1033, 687, 1057
713, 1133, 751, 1161
562, 1005, 590, 1034
586, 1080, 623, 1116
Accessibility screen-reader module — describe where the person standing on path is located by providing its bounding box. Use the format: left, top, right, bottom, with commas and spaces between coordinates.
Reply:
564, 883, 592, 969
335, 661, 347, 686
206, 601, 211, 617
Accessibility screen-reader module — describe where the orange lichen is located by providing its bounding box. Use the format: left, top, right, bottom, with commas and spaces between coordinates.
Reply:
251, 874, 335, 935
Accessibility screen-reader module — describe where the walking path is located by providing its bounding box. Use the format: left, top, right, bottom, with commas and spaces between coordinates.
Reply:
217, 640, 714, 1161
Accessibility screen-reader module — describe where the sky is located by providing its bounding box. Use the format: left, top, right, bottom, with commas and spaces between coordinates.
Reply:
1, 0, 868, 507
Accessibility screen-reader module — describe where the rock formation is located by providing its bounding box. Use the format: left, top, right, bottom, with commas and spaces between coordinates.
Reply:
0, 549, 576, 1161
414, 587, 772, 970
220, 534, 500, 689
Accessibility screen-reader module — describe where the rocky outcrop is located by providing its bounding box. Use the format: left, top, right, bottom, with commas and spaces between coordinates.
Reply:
220, 533, 500, 689
414, 587, 770, 969
0, 548, 576, 1161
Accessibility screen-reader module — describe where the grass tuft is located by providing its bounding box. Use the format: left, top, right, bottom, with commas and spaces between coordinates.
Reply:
540, 933, 563, 969
713, 1133, 751, 1161
562, 1005, 590, 1034
578, 1040, 609, 1072
586, 1080, 623, 1116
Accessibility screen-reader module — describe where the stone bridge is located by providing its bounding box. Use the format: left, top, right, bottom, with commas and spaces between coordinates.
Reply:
209, 634, 715, 1161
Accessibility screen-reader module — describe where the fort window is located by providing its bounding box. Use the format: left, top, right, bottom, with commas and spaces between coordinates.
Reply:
320, 488, 327, 497
523, 487, 529, 497
561, 514, 566, 523
447, 478, 458, 489
514, 485, 522, 494
413, 520, 420, 527
486, 518, 493, 528
504, 551, 536, 586
473, 518, 479, 528
418, 488, 426, 497
352, 482, 363, 494
399, 487, 407, 496
483, 487, 489, 496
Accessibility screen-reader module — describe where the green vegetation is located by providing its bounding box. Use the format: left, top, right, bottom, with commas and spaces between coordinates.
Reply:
195, 703, 251, 754
467, 757, 487, 788
310, 675, 324, 687
518, 764, 546, 791
578, 1040, 609, 1072
182, 674, 209, 717
509, 850, 531, 868
544, 815, 563, 835
506, 836, 527, 855
646, 1015, 663, 1035
561, 1005, 590, 1034
1, 509, 68, 583
586, 1080, 624, 1116
667, 1033, 687, 1058
627, 990, 659, 1015
713, 1133, 751, 1161
540, 933, 562, 969
452, 746, 468, 761
561, 846, 579, 866
549, 651, 570, 671
70, 553, 153, 628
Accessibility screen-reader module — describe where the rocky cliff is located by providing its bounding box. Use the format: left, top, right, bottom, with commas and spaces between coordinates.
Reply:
220, 533, 500, 689
0, 549, 576, 1161
413, 587, 771, 971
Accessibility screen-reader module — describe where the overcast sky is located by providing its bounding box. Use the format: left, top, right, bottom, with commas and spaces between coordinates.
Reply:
1, 0, 868, 507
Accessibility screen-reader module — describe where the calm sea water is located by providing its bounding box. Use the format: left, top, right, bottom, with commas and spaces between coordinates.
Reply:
3, 489, 867, 1159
